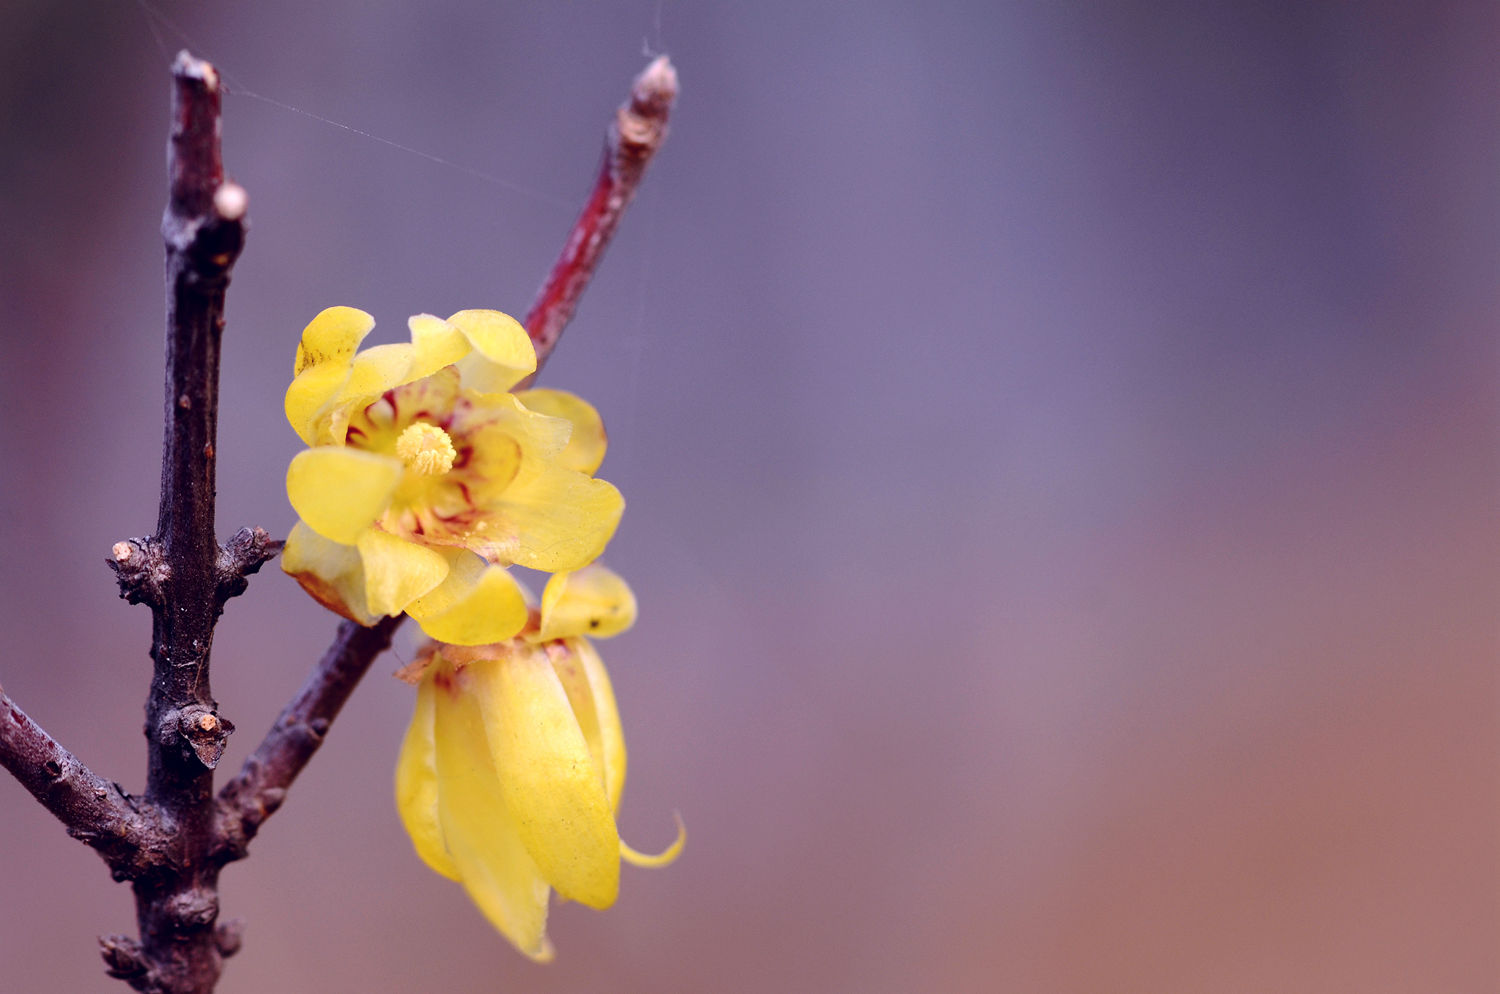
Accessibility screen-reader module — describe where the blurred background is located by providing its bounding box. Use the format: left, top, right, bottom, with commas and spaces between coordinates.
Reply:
1, 2, 1495, 991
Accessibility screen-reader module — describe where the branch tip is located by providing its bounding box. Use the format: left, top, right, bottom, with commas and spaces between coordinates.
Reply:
170, 50, 218, 92
632, 55, 679, 114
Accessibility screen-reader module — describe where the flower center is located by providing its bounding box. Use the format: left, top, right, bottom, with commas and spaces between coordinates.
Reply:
395, 422, 457, 476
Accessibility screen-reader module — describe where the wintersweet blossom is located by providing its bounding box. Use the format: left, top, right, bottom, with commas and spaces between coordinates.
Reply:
279, 306, 623, 643
395, 564, 683, 960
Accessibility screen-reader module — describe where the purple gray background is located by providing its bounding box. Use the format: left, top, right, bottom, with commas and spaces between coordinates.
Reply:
1, 2, 1495, 991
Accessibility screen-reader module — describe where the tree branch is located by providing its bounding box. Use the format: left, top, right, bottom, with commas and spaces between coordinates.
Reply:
0, 688, 168, 880
518, 54, 678, 386
214, 616, 402, 861
121, 50, 250, 994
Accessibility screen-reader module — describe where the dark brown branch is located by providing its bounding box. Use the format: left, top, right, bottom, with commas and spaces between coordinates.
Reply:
518, 55, 678, 386
121, 50, 249, 994
215, 616, 402, 861
0, 689, 168, 880
157, 51, 245, 576
0, 52, 257, 994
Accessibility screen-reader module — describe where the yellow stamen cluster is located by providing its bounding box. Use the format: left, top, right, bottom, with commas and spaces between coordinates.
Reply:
395, 422, 457, 476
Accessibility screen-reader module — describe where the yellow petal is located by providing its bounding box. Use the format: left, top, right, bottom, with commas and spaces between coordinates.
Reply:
395, 674, 459, 881
432, 661, 555, 960
287, 307, 376, 445
407, 552, 529, 645
503, 467, 625, 573
444, 392, 569, 505
451, 392, 572, 473
471, 649, 620, 909
437, 409, 618, 570
356, 528, 450, 616
286, 447, 403, 545
279, 521, 379, 625
286, 361, 355, 446
514, 389, 608, 475
621, 812, 686, 869
550, 638, 627, 811
455, 419, 525, 497
448, 309, 536, 394
293, 306, 375, 376
335, 342, 416, 408
539, 565, 638, 641
402, 548, 491, 616
407, 313, 470, 380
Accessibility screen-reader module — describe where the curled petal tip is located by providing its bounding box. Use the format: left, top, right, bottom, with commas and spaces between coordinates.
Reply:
621, 810, 685, 869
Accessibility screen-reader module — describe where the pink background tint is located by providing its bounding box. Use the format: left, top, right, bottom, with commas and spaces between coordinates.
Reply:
1, 3, 1495, 992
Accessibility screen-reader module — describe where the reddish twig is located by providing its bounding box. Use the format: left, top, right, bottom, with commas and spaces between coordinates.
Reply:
215, 616, 402, 860
519, 55, 678, 385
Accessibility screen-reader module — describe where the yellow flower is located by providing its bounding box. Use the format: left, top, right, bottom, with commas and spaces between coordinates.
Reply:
394, 564, 684, 960
280, 307, 624, 644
